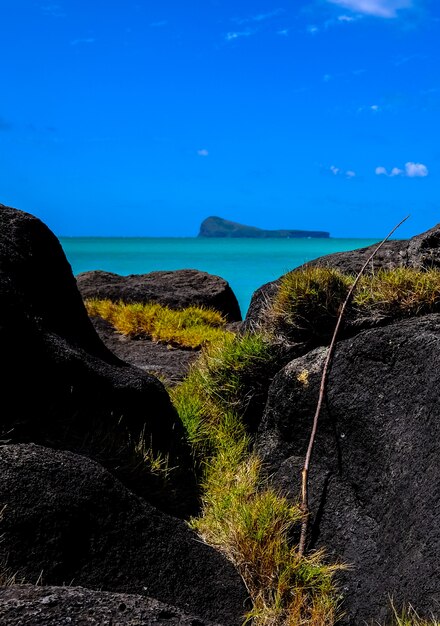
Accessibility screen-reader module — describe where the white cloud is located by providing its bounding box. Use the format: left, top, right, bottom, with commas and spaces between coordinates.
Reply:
307, 25, 320, 34
370, 104, 380, 111
225, 30, 253, 41
405, 161, 428, 177
390, 167, 404, 176
338, 14, 357, 21
41, 4, 66, 17
277, 29, 289, 36
327, 0, 413, 18
234, 9, 284, 24
329, 165, 356, 177
197, 149, 209, 157
70, 37, 95, 45
375, 162, 428, 177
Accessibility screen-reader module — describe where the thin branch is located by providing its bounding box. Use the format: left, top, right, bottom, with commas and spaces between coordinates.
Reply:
298, 215, 410, 556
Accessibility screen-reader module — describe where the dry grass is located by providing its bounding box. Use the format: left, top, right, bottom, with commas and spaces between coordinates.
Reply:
382, 603, 440, 626
269, 267, 440, 342
85, 299, 229, 348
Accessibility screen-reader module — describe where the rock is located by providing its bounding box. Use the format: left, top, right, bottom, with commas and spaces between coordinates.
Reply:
90, 317, 198, 386
0, 204, 194, 515
256, 314, 440, 624
198, 216, 329, 239
76, 269, 242, 322
0, 444, 249, 625
0, 585, 224, 626
245, 222, 440, 329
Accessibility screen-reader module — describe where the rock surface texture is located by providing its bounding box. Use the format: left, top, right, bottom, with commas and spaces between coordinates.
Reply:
256, 314, 440, 624
0, 585, 224, 626
0, 204, 194, 515
90, 316, 198, 386
0, 444, 249, 626
77, 268, 242, 322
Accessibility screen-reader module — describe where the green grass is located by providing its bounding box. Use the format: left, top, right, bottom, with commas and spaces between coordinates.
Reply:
171, 332, 342, 625
85, 299, 230, 348
269, 267, 440, 342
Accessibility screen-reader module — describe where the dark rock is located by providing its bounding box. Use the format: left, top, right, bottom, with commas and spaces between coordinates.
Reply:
90, 316, 199, 386
198, 216, 329, 239
256, 314, 440, 624
76, 269, 242, 322
0, 444, 249, 625
0, 585, 224, 626
0, 204, 194, 515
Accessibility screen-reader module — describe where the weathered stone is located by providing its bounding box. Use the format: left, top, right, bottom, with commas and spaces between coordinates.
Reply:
256, 314, 440, 624
0, 585, 224, 625
0, 444, 249, 625
0, 204, 194, 515
77, 269, 242, 322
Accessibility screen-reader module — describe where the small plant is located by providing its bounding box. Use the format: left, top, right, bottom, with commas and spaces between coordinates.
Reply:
171, 332, 342, 625
269, 266, 440, 344
85, 299, 229, 348
171, 331, 277, 458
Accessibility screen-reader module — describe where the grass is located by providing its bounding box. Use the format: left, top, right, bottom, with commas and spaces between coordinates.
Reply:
269, 267, 440, 342
170, 331, 278, 457
171, 332, 342, 625
85, 299, 229, 348
383, 604, 440, 626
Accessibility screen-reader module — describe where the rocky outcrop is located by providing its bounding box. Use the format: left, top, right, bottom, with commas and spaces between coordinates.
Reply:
0, 585, 224, 626
0, 204, 194, 515
199, 216, 329, 239
77, 269, 242, 322
90, 316, 199, 386
0, 444, 249, 625
245, 222, 440, 329
256, 314, 440, 624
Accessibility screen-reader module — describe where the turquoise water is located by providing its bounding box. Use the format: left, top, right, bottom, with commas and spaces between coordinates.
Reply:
61, 237, 381, 317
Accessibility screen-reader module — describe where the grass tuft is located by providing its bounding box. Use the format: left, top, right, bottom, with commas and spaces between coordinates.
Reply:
384, 603, 440, 626
269, 267, 440, 342
85, 299, 229, 348
171, 332, 342, 625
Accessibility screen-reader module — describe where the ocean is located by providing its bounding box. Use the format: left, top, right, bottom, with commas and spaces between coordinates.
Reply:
60, 237, 381, 317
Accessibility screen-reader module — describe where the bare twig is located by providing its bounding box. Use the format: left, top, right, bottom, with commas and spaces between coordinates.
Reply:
298, 215, 410, 556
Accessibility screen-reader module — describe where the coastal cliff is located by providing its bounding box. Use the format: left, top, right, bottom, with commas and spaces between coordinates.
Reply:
198, 216, 330, 238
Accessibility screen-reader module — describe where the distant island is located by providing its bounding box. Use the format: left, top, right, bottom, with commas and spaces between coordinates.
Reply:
198, 216, 330, 239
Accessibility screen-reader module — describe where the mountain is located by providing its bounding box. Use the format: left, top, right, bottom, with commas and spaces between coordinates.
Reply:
198, 216, 330, 239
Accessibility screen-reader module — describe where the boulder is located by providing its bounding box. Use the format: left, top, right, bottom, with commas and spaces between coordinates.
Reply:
245, 222, 440, 328
90, 316, 199, 386
0, 444, 249, 625
0, 585, 224, 626
76, 269, 242, 322
0, 204, 194, 515
256, 314, 440, 624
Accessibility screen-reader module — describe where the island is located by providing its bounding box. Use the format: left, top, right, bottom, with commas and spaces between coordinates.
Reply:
198, 216, 330, 238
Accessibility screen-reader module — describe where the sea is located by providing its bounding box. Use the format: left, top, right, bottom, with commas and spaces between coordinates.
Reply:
60, 237, 381, 317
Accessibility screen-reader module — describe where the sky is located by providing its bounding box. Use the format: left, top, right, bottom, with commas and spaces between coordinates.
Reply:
0, 0, 439, 238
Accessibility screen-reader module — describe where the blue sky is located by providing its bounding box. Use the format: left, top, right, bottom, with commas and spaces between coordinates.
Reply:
0, 0, 438, 237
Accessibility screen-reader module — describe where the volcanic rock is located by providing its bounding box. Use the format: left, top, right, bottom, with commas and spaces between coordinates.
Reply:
0, 585, 224, 626
76, 269, 242, 322
0, 444, 249, 625
0, 204, 194, 515
256, 314, 440, 624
